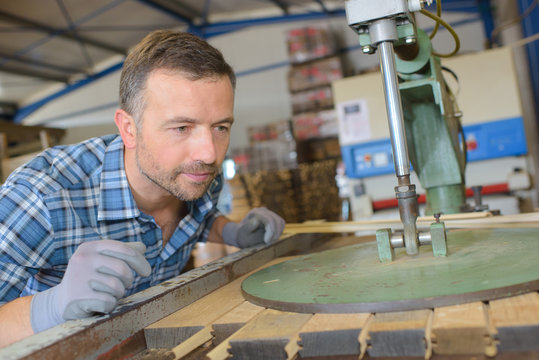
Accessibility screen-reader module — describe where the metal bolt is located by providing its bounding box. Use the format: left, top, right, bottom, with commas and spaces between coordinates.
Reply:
362, 45, 374, 54
433, 213, 442, 223
405, 36, 416, 44
472, 186, 483, 206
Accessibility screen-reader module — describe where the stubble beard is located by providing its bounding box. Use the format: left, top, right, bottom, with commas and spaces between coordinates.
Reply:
135, 138, 218, 201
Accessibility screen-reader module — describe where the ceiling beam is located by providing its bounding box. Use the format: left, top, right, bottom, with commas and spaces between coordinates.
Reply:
0, 10, 126, 54
265, 0, 290, 14
56, 0, 95, 69
0, 66, 69, 83
201, 0, 211, 26
314, 0, 330, 14
0, 51, 85, 74
135, 0, 197, 25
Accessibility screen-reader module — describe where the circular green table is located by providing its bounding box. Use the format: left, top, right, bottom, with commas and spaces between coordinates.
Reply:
242, 228, 539, 313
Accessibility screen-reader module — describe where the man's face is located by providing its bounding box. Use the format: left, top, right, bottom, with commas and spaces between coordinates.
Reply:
134, 69, 234, 201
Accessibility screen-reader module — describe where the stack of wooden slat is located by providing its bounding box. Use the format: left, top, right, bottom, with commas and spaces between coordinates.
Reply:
297, 159, 342, 222
224, 176, 251, 223
0, 123, 65, 183
140, 257, 539, 359
241, 169, 302, 223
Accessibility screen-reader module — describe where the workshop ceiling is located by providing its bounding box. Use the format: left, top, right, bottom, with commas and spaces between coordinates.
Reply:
0, 0, 485, 124
0, 0, 347, 122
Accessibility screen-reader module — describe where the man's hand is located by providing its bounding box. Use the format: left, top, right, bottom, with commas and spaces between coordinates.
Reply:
222, 207, 285, 248
30, 240, 151, 333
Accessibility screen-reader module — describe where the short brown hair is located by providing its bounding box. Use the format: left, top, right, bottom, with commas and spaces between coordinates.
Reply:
119, 30, 236, 124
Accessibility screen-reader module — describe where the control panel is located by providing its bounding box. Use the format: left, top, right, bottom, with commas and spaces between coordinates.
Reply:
341, 117, 527, 179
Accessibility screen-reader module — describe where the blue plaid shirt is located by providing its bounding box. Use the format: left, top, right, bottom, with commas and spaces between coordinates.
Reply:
0, 134, 223, 305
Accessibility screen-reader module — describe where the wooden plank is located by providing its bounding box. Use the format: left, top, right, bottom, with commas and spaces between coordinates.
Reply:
0, 122, 65, 144
144, 257, 294, 348
39, 129, 51, 148
283, 212, 539, 233
431, 302, 497, 356
144, 273, 245, 348
138, 325, 214, 359
224, 309, 312, 360
0, 132, 7, 159
207, 337, 232, 360
211, 301, 265, 344
146, 302, 265, 360
297, 313, 370, 358
366, 309, 431, 357
489, 292, 539, 352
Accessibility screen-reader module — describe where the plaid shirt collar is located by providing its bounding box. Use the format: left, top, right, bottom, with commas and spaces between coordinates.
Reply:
96, 135, 217, 223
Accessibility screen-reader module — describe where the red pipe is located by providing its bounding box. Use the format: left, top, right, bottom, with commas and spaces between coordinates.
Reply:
372, 183, 510, 211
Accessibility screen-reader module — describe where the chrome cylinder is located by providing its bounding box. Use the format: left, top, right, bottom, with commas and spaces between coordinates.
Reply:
376, 36, 411, 177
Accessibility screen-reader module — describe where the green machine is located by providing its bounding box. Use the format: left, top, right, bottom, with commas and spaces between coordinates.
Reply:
241, 0, 539, 313
346, 0, 466, 260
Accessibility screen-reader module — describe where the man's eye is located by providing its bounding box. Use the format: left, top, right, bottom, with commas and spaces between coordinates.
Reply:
216, 126, 229, 133
175, 126, 189, 133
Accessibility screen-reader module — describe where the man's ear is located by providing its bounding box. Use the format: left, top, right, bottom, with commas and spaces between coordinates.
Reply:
114, 109, 137, 149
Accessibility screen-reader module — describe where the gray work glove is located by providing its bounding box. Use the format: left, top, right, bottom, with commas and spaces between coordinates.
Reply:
222, 207, 285, 248
30, 240, 151, 333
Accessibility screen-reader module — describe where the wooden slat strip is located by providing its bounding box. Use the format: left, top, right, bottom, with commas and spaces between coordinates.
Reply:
424, 309, 435, 360
206, 335, 233, 360
432, 302, 497, 356
144, 275, 244, 348
144, 257, 294, 348
168, 325, 213, 359
283, 212, 539, 233
358, 314, 374, 360
489, 292, 539, 352
222, 309, 312, 360
366, 309, 431, 357
297, 313, 370, 358
211, 301, 265, 345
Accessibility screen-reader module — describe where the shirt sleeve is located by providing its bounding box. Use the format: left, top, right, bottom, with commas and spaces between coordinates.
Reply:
0, 183, 55, 305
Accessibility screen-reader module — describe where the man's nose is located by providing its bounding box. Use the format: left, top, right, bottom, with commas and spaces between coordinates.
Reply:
192, 128, 217, 164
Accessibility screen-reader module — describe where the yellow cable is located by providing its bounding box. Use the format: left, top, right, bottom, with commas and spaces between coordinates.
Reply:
420, 8, 461, 57
429, 0, 442, 39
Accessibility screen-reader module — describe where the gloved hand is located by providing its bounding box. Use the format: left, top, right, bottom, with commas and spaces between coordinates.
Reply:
222, 207, 285, 248
30, 240, 151, 333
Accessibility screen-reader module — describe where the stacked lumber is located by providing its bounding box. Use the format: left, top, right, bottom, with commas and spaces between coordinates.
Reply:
140, 266, 539, 359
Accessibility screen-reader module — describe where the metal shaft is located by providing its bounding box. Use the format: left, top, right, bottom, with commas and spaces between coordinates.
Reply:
378, 40, 410, 177
373, 20, 418, 255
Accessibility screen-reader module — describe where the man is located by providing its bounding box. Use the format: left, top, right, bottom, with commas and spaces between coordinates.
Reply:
0, 30, 285, 347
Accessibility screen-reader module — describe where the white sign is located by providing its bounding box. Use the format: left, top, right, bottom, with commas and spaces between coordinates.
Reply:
337, 98, 372, 146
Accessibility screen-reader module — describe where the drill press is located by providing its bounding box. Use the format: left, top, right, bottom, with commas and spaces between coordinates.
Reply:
345, 0, 466, 261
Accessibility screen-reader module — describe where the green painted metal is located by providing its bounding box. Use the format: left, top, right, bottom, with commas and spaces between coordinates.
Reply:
376, 228, 394, 262
242, 229, 539, 313
426, 185, 466, 215
430, 222, 448, 257
396, 29, 467, 215
395, 29, 431, 75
